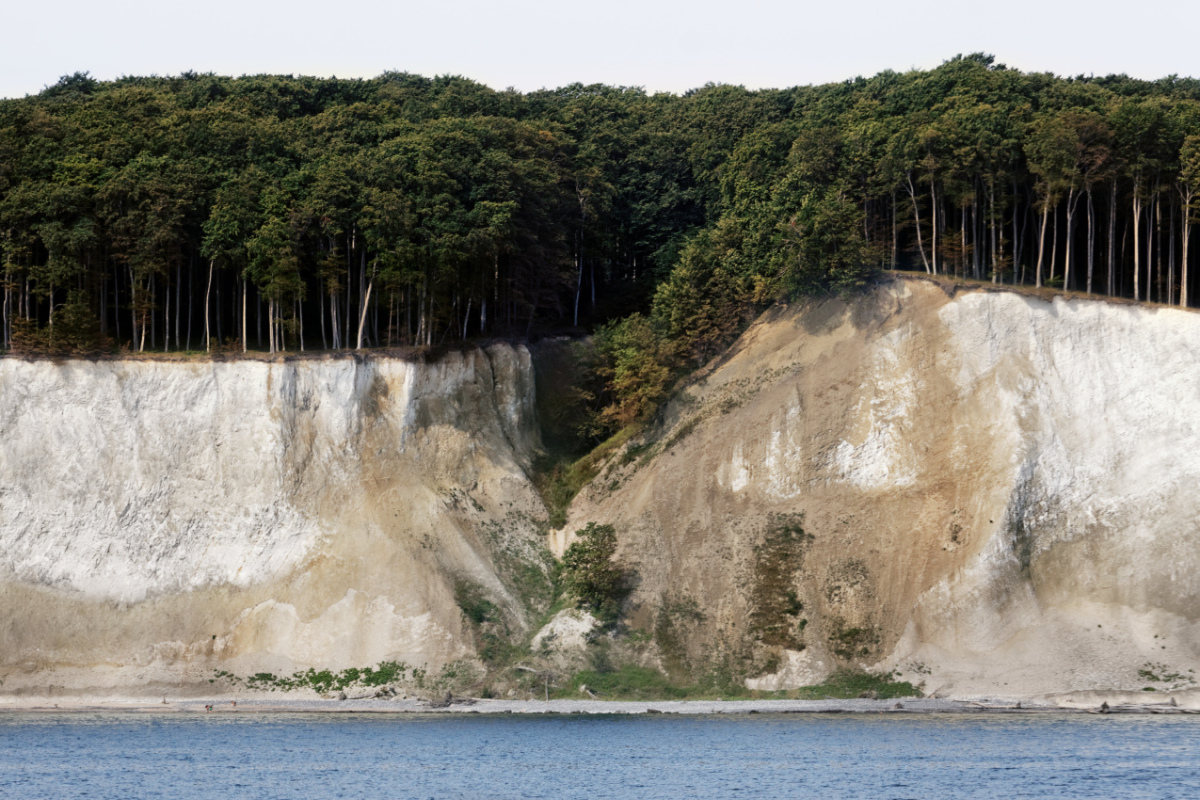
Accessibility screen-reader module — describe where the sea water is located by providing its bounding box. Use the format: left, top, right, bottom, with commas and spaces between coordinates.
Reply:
0, 713, 1196, 799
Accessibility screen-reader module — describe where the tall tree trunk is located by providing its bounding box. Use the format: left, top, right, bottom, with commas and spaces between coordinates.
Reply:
1050, 203, 1059, 283
163, 272, 168, 353
241, 278, 248, 352
891, 189, 898, 268
320, 278, 328, 350
174, 258, 180, 349
1035, 202, 1050, 288
1012, 179, 1021, 284
906, 173, 931, 272
185, 251, 193, 350
960, 206, 968, 277
356, 273, 374, 350
1109, 180, 1118, 296
1182, 186, 1193, 308
989, 180, 999, 283
1169, 193, 1177, 306
1064, 188, 1077, 291
1133, 188, 1143, 301
130, 265, 139, 351
930, 176, 939, 275
1154, 195, 1162, 303
1086, 187, 1095, 294
204, 260, 214, 352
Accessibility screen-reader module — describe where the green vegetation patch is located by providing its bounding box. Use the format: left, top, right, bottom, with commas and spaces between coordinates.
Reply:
213, 661, 416, 694
1137, 662, 1196, 690
793, 669, 920, 700
558, 522, 632, 625
749, 514, 813, 649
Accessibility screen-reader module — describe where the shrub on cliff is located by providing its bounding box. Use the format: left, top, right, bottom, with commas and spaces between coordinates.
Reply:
559, 522, 631, 624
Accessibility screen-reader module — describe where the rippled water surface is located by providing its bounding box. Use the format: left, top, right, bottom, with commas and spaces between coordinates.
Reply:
1, 713, 1197, 799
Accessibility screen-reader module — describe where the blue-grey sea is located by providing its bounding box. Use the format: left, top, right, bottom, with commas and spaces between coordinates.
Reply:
0, 712, 1197, 799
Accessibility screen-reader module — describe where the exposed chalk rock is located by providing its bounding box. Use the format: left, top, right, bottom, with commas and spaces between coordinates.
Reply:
0, 346, 547, 695
563, 277, 1200, 696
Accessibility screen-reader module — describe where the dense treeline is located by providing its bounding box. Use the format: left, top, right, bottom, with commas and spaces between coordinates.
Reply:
4, 55, 1200, 379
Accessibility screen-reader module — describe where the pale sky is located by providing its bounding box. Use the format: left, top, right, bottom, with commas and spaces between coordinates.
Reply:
3, 0, 1197, 99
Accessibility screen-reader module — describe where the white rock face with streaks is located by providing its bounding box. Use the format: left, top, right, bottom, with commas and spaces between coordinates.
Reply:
566, 278, 1200, 697
0, 346, 546, 695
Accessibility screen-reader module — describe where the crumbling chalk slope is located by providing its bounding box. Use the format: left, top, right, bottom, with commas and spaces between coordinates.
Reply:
560, 278, 1200, 697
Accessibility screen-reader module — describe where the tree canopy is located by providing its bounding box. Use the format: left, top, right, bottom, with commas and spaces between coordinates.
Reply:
3, 59, 1199, 383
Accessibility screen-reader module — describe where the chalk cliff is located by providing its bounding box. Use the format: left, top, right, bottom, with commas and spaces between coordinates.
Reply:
3, 277, 1198, 700
559, 278, 1200, 697
0, 346, 548, 696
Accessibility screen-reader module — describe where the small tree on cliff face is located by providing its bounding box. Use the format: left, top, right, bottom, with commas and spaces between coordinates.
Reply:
560, 523, 630, 624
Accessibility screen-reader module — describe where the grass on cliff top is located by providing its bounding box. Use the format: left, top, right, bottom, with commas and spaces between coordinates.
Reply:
549, 666, 919, 701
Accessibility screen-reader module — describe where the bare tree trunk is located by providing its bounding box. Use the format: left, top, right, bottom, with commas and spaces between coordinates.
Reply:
1086, 187, 1095, 294
320, 278, 328, 350
1035, 202, 1050, 288
891, 189, 898, 268
1050, 203, 1059, 283
186, 252, 193, 350
960, 206, 967, 277
1182, 186, 1193, 308
174, 259, 180, 349
1169, 193, 1177, 306
930, 176, 939, 275
1064, 188, 1077, 291
356, 277, 374, 350
242, 278, 248, 352
204, 259, 214, 353
906, 173, 931, 272
1109, 181, 1118, 296
1154, 195, 1163, 303
1013, 179, 1021, 284
345, 230, 353, 349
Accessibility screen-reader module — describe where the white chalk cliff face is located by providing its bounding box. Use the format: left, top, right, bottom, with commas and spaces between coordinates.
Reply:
563, 278, 1200, 698
0, 346, 547, 696
4, 278, 1199, 700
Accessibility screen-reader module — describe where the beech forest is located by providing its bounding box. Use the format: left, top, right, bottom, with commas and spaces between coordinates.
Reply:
3, 54, 1200, 411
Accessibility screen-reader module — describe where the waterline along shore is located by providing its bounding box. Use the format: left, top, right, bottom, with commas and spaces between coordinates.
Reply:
2, 694, 1199, 716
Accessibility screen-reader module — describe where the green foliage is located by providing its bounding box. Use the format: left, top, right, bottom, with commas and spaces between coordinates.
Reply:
654, 593, 707, 677
593, 314, 676, 428
1137, 662, 1196, 690
533, 424, 642, 528
749, 515, 813, 649
216, 661, 410, 693
793, 669, 920, 700
559, 522, 630, 623
827, 619, 882, 661
455, 580, 500, 626
3, 60, 1198, 393
559, 665, 696, 700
